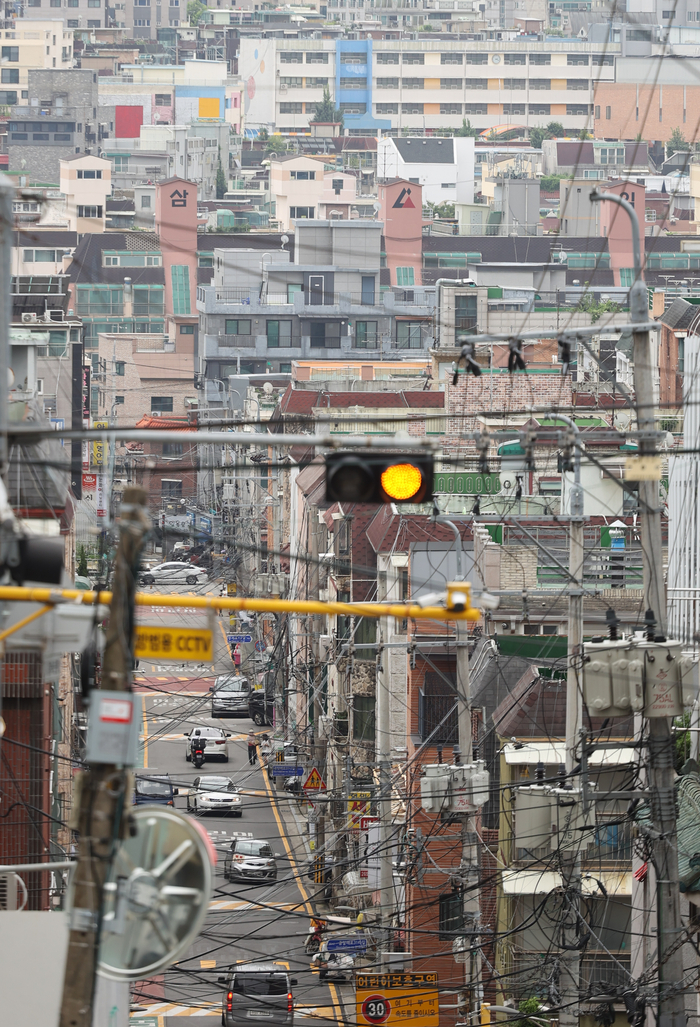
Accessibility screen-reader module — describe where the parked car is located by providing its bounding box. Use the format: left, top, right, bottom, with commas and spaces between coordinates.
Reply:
133, 774, 178, 806
187, 775, 242, 816
140, 562, 208, 586
211, 674, 251, 717
224, 838, 278, 883
248, 687, 273, 726
218, 963, 297, 1027
184, 726, 231, 762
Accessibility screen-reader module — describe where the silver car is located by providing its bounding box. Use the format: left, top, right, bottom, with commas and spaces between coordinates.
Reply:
140, 561, 208, 586
224, 838, 278, 883
187, 775, 242, 816
219, 963, 296, 1027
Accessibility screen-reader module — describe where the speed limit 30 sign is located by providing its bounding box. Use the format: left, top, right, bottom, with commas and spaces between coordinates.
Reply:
362, 996, 391, 1025
356, 973, 439, 1027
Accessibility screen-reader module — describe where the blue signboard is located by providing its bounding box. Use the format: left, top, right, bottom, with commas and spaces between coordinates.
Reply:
327, 936, 367, 953
272, 765, 304, 777
228, 634, 253, 644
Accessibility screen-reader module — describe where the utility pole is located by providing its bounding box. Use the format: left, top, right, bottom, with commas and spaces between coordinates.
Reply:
376, 564, 393, 968
59, 487, 151, 1027
592, 190, 685, 1027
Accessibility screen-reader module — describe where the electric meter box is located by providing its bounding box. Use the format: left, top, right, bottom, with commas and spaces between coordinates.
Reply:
450, 761, 490, 812
85, 691, 139, 766
420, 764, 452, 812
582, 639, 644, 717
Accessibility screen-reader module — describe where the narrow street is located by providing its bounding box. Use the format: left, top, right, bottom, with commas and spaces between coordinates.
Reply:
131, 581, 348, 1024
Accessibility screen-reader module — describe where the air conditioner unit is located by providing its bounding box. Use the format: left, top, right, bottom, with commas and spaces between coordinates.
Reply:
21, 312, 37, 323
0, 873, 19, 911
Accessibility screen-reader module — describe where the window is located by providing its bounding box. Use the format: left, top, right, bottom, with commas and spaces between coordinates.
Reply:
77, 206, 103, 218
396, 266, 415, 287
77, 169, 102, 179
504, 53, 526, 64
626, 28, 651, 40
341, 52, 366, 64
266, 320, 292, 348
76, 285, 123, 315
377, 77, 398, 88
592, 54, 614, 66
455, 293, 478, 336
397, 321, 423, 348
280, 77, 302, 88
2, 47, 18, 61
464, 77, 487, 89
87, 19, 101, 25
401, 103, 424, 114
529, 103, 551, 115
280, 102, 302, 114
339, 102, 366, 114
529, 53, 551, 65
287, 283, 303, 302
161, 479, 182, 497
290, 170, 316, 180
151, 396, 174, 413
439, 891, 464, 939
290, 206, 315, 219
465, 53, 488, 64
171, 265, 190, 315
353, 695, 375, 743
567, 53, 589, 65
503, 78, 525, 89
115, 361, 125, 376
440, 103, 462, 115
377, 52, 399, 64
133, 285, 164, 316
163, 442, 183, 457
306, 77, 328, 87
308, 322, 341, 349
376, 103, 398, 114
567, 79, 588, 90
23, 248, 63, 262
198, 255, 213, 268
88, 0, 101, 6
403, 78, 424, 89
280, 52, 304, 63
155, 93, 171, 106
662, 8, 674, 16
141, 195, 151, 209
361, 276, 375, 305
224, 319, 251, 335
530, 78, 551, 90
112, 155, 129, 171
402, 53, 424, 64
305, 52, 328, 63
464, 103, 487, 115
440, 78, 462, 89
441, 53, 463, 64
355, 321, 377, 347
503, 103, 526, 116
1, 69, 18, 83
606, 106, 611, 119
595, 105, 601, 119
180, 324, 195, 334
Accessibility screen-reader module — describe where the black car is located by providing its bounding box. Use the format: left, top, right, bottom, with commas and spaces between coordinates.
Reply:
248, 687, 273, 726
133, 774, 178, 806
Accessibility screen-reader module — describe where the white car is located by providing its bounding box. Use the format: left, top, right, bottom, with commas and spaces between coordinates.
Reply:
187, 775, 242, 816
140, 562, 209, 586
184, 726, 231, 762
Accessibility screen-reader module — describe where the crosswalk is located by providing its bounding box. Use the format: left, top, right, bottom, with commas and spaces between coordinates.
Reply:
130, 1003, 336, 1019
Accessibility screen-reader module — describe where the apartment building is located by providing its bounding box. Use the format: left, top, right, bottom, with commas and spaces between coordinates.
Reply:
0, 19, 72, 100
377, 136, 474, 206
594, 55, 700, 143
269, 154, 364, 230
239, 36, 619, 137
59, 154, 111, 232
17, 0, 108, 29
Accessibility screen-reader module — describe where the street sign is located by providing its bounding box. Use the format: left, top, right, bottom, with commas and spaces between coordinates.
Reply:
228, 634, 253, 644
356, 974, 439, 1027
327, 936, 367, 953
304, 767, 327, 792
134, 627, 213, 662
348, 790, 372, 829
255, 640, 266, 653
227, 583, 237, 596
272, 765, 304, 777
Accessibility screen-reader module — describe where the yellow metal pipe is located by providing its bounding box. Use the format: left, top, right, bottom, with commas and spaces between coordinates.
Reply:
0, 586, 482, 622
0, 603, 53, 642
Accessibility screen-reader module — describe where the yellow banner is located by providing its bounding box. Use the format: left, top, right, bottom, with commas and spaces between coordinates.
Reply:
134, 627, 213, 661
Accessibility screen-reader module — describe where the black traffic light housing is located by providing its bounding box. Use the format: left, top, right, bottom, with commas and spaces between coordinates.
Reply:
325, 452, 433, 505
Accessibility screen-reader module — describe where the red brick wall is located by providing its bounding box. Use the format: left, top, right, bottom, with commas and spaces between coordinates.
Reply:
659, 323, 684, 414
593, 82, 698, 143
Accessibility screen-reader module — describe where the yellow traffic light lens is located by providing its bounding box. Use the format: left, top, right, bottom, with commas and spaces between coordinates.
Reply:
380, 463, 424, 501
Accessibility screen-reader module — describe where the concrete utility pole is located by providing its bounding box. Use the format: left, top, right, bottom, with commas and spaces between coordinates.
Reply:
59, 487, 151, 1027
592, 190, 685, 1027
376, 564, 393, 967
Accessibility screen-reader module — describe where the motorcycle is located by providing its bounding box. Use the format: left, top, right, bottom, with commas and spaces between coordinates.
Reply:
304, 918, 326, 955
191, 742, 205, 769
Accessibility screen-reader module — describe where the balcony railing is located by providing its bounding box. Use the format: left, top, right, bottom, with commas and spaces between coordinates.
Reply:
509, 952, 631, 1001
537, 547, 643, 589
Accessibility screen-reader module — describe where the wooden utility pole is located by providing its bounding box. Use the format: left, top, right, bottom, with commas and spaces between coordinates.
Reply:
59, 487, 150, 1027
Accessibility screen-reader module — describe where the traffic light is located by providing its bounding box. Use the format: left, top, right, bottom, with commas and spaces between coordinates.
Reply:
325, 453, 433, 505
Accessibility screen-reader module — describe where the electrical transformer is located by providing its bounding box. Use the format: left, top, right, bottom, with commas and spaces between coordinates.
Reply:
420, 761, 491, 814
583, 638, 698, 719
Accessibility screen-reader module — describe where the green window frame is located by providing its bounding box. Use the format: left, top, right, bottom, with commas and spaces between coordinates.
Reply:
224, 319, 251, 336
619, 268, 635, 287
171, 265, 191, 315
115, 361, 125, 376
133, 284, 164, 317
76, 285, 123, 316
355, 321, 378, 348
396, 266, 415, 286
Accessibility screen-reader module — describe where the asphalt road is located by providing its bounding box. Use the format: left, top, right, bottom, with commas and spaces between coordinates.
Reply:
131, 579, 349, 1025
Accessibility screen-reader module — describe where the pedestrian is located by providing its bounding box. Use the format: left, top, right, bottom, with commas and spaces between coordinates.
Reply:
260, 733, 272, 765
247, 730, 257, 766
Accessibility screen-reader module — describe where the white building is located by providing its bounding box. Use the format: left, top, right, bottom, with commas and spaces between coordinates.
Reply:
377, 136, 474, 206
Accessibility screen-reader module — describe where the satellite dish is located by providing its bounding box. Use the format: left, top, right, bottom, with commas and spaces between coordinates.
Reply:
98, 806, 215, 982
262, 381, 274, 395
